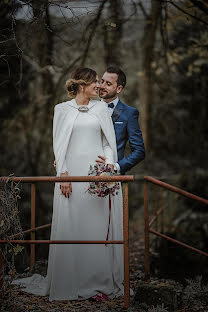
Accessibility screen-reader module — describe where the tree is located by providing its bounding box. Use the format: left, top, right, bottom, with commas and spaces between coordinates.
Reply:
139, 0, 162, 153
103, 0, 124, 66
0, 0, 22, 122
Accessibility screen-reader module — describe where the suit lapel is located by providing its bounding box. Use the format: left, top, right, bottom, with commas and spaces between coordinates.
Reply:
112, 100, 124, 123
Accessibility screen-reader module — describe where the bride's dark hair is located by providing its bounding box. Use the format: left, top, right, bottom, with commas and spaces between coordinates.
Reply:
66, 67, 97, 98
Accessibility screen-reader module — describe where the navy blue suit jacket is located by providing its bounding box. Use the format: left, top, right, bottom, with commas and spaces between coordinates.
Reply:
112, 100, 145, 174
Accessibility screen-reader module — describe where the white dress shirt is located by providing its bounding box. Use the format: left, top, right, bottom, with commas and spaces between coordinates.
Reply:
102, 97, 121, 173
107, 97, 119, 116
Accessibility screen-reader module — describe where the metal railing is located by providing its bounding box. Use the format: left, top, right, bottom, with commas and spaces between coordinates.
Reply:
0, 175, 134, 308
144, 175, 208, 281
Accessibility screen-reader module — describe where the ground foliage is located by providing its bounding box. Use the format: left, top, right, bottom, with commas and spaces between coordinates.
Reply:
1, 219, 208, 311
182, 276, 208, 309
0, 177, 23, 293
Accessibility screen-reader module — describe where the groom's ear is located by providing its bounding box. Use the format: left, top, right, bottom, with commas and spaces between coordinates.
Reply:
117, 85, 123, 94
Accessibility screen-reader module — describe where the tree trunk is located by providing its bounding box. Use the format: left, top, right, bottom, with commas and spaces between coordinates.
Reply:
139, 0, 162, 152
103, 0, 123, 66
26, 0, 55, 224
31, 0, 54, 111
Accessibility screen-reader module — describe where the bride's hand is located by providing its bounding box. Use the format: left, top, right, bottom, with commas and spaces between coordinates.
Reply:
60, 172, 72, 198
96, 155, 106, 164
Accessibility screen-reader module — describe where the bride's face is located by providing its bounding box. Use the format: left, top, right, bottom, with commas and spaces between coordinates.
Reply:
84, 75, 100, 98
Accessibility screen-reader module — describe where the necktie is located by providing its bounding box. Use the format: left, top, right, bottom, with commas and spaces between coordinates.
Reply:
108, 103, 114, 109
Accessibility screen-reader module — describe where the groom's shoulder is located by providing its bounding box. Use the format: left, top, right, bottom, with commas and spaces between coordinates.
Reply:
119, 100, 138, 114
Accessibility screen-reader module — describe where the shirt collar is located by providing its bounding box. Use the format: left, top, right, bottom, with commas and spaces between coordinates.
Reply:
110, 97, 119, 108
102, 97, 119, 109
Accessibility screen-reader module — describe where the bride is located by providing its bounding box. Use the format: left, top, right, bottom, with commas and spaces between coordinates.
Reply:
13, 68, 124, 301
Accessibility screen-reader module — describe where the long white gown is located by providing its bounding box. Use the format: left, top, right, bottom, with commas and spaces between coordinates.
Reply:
13, 100, 124, 300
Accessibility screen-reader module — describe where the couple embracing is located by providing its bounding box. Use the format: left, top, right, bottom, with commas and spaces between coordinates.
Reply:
14, 67, 145, 302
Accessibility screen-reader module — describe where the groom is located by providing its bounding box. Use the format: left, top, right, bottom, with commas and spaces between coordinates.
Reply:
96, 66, 145, 174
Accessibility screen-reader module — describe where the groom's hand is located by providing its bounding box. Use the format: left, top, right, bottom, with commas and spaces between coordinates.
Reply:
96, 155, 106, 164
96, 156, 114, 170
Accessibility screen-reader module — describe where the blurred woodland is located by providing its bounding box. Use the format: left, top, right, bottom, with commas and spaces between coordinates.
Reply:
0, 0, 208, 176
1, 0, 208, 175
0, 0, 208, 280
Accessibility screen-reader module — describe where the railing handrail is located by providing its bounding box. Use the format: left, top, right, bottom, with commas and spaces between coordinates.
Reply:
149, 228, 208, 257
0, 175, 134, 183
0, 240, 124, 244
144, 175, 208, 205
144, 175, 208, 281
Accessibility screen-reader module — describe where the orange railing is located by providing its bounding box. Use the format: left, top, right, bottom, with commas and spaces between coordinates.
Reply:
144, 176, 208, 281
0, 175, 134, 308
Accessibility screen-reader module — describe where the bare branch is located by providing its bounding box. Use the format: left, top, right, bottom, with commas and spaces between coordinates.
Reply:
1, 57, 11, 79
16, 54, 23, 89
0, 38, 15, 44
166, 0, 208, 26
44, 23, 73, 46
17, 0, 32, 5
11, 7, 24, 55
53, 55, 83, 105
0, 80, 9, 87
189, 0, 208, 16
81, 0, 107, 66
119, 0, 138, 24
138, 0, 148, 18
160, 0, 169, 57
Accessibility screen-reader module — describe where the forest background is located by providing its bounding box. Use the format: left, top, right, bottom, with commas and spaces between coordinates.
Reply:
0, 0, 208, 276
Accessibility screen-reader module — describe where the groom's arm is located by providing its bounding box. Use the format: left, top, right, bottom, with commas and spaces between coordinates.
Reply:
118, 108, 145, 173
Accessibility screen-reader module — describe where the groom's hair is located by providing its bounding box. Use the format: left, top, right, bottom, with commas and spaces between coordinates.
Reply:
106, 66, 126, 88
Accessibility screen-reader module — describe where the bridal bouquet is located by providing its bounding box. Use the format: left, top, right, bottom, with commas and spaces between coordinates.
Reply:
87, 163, 120, 243
87, 163, 120, 197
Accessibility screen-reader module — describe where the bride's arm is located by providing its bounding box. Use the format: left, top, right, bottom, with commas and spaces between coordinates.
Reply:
53, 105, 72, 197
102, 131, 114, 165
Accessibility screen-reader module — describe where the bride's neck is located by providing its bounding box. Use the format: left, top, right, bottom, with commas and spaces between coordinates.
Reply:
75, 93, 90, 106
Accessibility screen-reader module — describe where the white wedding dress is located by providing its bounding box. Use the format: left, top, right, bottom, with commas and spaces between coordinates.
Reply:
13, 100, 124, 300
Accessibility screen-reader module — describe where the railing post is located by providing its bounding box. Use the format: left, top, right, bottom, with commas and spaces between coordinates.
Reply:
30, 183, 36, 270
0, 249, 4, 297
123, 182, 130, 309
160, 188, 164, 233
144, 180, 150, 281
153, 185, 158, 248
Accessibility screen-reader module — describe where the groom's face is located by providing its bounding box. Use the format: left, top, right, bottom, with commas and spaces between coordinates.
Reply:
100, 72, 122, 101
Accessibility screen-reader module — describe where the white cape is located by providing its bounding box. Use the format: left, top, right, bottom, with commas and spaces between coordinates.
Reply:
53, 99, 118, 175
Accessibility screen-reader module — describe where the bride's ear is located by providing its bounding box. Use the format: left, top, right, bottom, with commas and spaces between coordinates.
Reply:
78, 85, 84, 93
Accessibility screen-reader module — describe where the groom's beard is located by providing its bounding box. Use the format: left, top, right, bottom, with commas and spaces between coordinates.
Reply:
99, 89, 117, 100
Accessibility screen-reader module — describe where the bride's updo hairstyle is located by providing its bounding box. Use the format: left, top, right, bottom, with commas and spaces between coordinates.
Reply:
66, 67, 97, 98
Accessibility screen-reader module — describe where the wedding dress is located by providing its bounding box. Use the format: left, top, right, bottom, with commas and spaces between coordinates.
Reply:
12, 99, 124, 300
